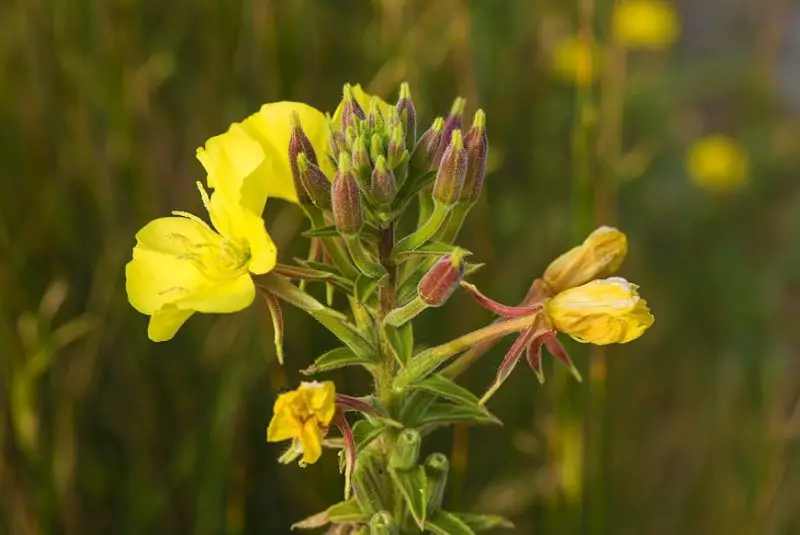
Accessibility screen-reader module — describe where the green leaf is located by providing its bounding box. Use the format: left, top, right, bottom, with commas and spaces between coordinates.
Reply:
354, 273, 382, 302
394, 241, 472, 261
464, 262, 485, 276
302, 224, 341, 238
384, 322, 414, 366
302, 346, 377, 375
396, 270, 425, 307
412, 402, 500, 428
310, 309, 376, 362
409, 374, 482, 408
295, 259, 342, 276
328, 499, 370, 524
353, 451, 393, 515
352, 420, 388, 451
452, 513, 514, 531
399, 391, 437, 425
258, 273, 325, 312
424, 511, 477, 535
393, 170, 436, 211
388, 465, 427, 528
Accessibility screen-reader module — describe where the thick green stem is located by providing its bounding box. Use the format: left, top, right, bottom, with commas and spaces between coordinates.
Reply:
384, 296, 429, 327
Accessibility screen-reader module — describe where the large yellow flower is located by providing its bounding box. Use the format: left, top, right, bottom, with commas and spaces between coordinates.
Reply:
612, 0, 679, 50
197, 102, 332, 205
545, 277, 654, 345
543, 226, 628, 293
126, 181, 275, 341
267, 381, 336, 465
686, 135, 748, 193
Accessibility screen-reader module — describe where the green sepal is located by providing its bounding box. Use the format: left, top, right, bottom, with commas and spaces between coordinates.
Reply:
291, 499, 368, 530
394, 241, 471, 262
408, 374, 482, 408
411, 402, 500, 428
302, 224, 341, 238
452, 513, 515, 531
384, 322, 414, 366
424, 511, 476, 535
388, 465, 427, 529
302, 346, 377, 375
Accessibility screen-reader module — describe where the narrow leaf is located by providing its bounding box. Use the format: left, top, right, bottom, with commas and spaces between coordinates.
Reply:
327, 499, 370, 524
310, 309, 376, 361
410, 374, 481, 408
302, 225, 341, 238
303, 347, 376, 375
354, 273, 382, 303
388, 465, 427, 528
424, 511, 477, 535
395, 241, 472, 261
413, 402, 500, 428
452, 513, 515, 531
352, 420, 388, 451
263, 292, 284, 364
384, 322, 414, 366
259, 273, 325, 312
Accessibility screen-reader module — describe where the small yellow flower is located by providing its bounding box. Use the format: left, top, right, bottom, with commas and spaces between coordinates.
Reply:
612, 0, 679, 50
126, 182, 275, 341
197, 101, 332, 205
331, 84, 393, 129
551, 36, 598, 86
545, 277, 654, 345
543, 226, 628, 294
686, 135, 748, 192
267, 381, 336, 465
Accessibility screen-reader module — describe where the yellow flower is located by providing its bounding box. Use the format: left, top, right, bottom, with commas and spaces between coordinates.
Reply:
543, 226, 628, 293
686, 135, 748, 192
545, 277, 654, 345
612, 0, 679, 50
331, 84, 393, 129
125, 182, 275, 342
267, 381, 336, 465
551, 36, 598, 86
197, 101, 332, 205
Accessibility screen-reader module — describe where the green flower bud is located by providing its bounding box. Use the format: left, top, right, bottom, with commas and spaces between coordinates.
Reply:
288, 111, 319, 205
329, 130, 348, 160
352, 135, 371, 178
296, 153, 332, 210
369, 512, 398, 535
417, 249, 466, 307
367, 96, 385, 131
371, 156, 396, 204
408, 117, 444, 178
461, 109, 488, 202
434, 96, 466, 166
389, 428, 421, 470
387, 125, 406, 170
370, 133, 385, 165
396, 82, 417, 146
424, 453, 450, 515
345, 125, 358, 149
432, 129, 467, 205
341, 83, 366, 132
332, 153, 363, 236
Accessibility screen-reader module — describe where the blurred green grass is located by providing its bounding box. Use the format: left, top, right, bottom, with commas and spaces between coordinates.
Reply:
2, 0, 800, 533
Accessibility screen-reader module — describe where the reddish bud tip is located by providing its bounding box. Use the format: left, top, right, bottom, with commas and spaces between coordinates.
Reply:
371, 155, 396, 203
417, 249, 467, 307
332, 153, 363, 236
432, 129, 468, 205
288, 113, 319, 205
296, 153, 332, 210
408, 117, 444, 178
396, 82, 417, 145
461, 109, 488, 202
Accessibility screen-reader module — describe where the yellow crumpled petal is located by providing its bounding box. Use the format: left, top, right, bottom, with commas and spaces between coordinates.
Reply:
331, 84, 393, 130
266, 381, 336, 465
545, 277, 654, 345
543, 226, 628, 293
612, 0, 679, 50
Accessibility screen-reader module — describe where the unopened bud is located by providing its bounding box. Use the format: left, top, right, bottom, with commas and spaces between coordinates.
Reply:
328, 130, 347, 160
345, 125, 358, 148
408, 117, 444, 178
341, 84, 366, 132
396, 82, 417, 145
296, 153, 332, 210
461, 109, 488, 202
389, 428, 421, 470
424, 453, 449, 514
371, 156, 396, 203
434, 97, 466, 166
387, 125, 406, 169
352, 136, 371, 178
543, 226, 628, 293
417, 249, 466, 306
432, 129, 467, 205
370, 133, 385, 164
367, 97, 385, 131
369, 512, 398, 535
332, 153, 363, 236
288, 112, 319, 205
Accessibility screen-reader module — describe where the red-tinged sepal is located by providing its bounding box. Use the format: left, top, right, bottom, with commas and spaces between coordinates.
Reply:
480, 328, 535, 405
460, 281, 542, 317
544, 335, 583, 382
332, 411, 357, 500
525, 337, 545, 384
263, 292, 285, 365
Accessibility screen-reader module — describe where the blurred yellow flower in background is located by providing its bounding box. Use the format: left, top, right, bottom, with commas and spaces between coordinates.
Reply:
544, 226, 628, 294
545, 277, 654, 345
267, 381, 336, 465
551, 36, 598, 86
686, 135, 748, 192
612, 0, 679, 50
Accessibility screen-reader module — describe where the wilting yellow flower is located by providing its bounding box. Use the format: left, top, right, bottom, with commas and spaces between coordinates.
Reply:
331, 84, 393, 129
686, 135, 748, 192
267, 381, 336, 465
125, 183, 275, 341
612, 0, 679, 50
551, 36, 598, 86
197, 101, 332, 205
543, 226, 628, 293
545, 277, 654, 345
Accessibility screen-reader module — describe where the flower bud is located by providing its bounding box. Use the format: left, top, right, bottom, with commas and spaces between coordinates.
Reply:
543, 226, 628, 293
345, 125, 358, 148
434, 97, 466, 166
296, 153, 332, 210
545, 277, 654, 345
371, 156, 396, 204
288, 112, 319, 205
370, 133, 385, 164
387, 125, 406, 169
367, 96, 385, 131
396, 82, 417, 145
340, 83, 366, 132
369, 512, 398, 535
417, 249, 466, 307
351, 135, 371, 178
389, 428, 421, 470
328, 130, 347, 160
461, 109, 488, 202
424, 453, 449, 515
432, 129, 467, 206
332, 154, 363, 236
408, 117, 444, 178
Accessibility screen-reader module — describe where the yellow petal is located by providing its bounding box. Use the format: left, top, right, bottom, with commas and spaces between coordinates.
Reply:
267, 393, 303, 443
241, 101, 332, 203
304, 381, 336, 425
298, 419, 324, 464
125, 248, 206, 315
331, 84, 393, 130
174, 273, 255, 313
543, 226, 628, 293
147, 305, 194, 342
134, 214, 220, 256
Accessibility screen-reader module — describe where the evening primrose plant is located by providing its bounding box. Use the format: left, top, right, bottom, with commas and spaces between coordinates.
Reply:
125, 83, 654, 534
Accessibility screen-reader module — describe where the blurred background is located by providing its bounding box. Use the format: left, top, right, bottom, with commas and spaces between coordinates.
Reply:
3, 0, 800, 533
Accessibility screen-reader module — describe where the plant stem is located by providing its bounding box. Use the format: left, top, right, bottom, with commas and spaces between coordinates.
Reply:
305, 207, 360, 280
